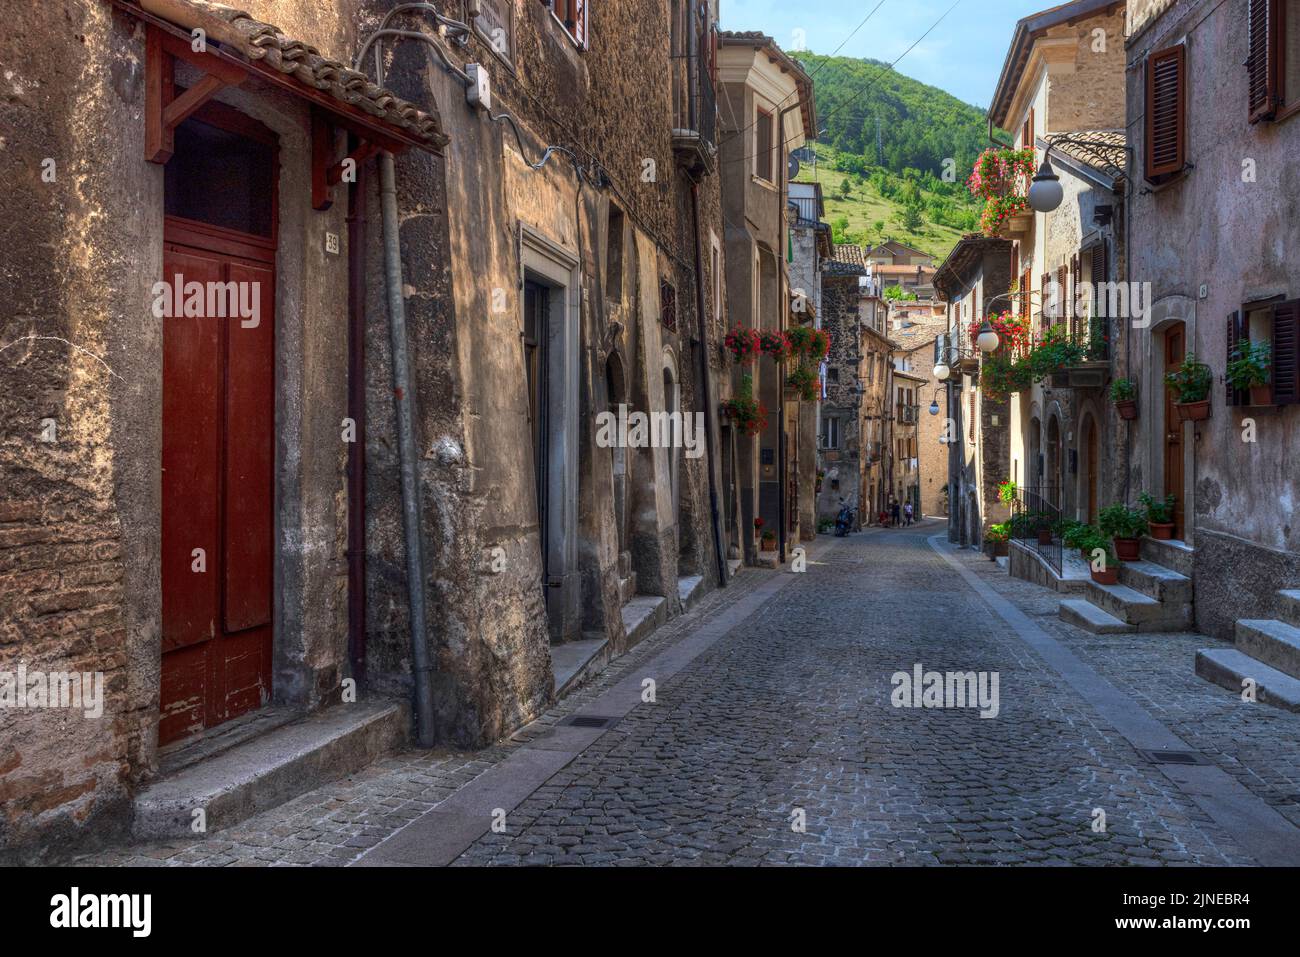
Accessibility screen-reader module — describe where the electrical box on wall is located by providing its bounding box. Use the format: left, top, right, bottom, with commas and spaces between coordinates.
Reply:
466, 63, 491, 111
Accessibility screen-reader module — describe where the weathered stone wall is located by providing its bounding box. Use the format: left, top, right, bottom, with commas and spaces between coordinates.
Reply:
1124, 0, 1300, 637
816, 270, 864, 520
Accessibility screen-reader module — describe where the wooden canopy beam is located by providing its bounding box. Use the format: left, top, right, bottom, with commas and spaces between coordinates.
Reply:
146, 25, 244, 163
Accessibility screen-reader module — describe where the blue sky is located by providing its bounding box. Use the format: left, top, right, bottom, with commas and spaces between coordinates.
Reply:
719, 0, 1049, 109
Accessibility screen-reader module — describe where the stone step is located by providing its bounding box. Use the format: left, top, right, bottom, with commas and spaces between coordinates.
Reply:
1083, 579, 1190, 630
133, 699, 405, 839
551, 636, 610, 697
1236, 619, 1300, 680
1139, 535, 1194, 576
1278, 589, 1300, 629
677, 574, 705, 611
1117, 560, 1192, 604
1059, 598, 1135, 634
1195, 648, 1300, 712
621, 594, 668, 649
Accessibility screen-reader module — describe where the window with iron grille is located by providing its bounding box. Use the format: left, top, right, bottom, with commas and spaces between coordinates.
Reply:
660, 278, 677, 332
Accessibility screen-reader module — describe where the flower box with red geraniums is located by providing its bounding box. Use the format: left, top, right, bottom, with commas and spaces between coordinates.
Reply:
758, 329, 792, 362
724, 326, 761, 365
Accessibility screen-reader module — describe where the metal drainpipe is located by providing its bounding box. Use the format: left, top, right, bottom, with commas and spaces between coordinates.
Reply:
691, 181, 728, 587
346, 136, 368, 685
378, 150, 437, 748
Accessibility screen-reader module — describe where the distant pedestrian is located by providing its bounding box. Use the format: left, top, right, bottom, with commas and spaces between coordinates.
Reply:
891, 501, 901, 527
903, 502, 914, 526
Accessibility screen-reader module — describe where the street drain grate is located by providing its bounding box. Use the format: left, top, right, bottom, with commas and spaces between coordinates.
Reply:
564, 715, 617, 728
1143, 749, 1210, 766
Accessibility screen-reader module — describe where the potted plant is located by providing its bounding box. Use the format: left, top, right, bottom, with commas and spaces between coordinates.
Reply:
1063, 522, 1099, 559
1084, 534, 1119, 584
1139, 491, 1176, 539
997, 479, 1018, 507
984, 522, 1010, 558
1110, 378, 1138, 420
760, 529, 777, 552
724, 326, 761, 365
1098, 502, 1147, 561
758, 329, 792, 362
1164, 353, 1212, 421
1227, 340, 1273, 406
1036, 515, 1054, 546
786, 365, 818, 402
723, 374, 767, 437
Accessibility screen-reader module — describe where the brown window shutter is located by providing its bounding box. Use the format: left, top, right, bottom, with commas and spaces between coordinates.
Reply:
1040, 272, 1051, 335
1090, 241, 1107, 288
1020, 268, 1031, 323
1226, 310, 1248, 406
1272, 300, 1300, 404
1145, 45, 1187, 180
1055, 265, 1067, 324
1247, 0, 1280, 123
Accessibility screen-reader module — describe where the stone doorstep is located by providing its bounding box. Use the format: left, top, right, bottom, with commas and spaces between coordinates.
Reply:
1117, 560, 1192, 605
1083, 579, 1191, 630
132, 699, 406, 840
550, 636, 610, 698
1279, 589, 1300, 629
677, 574, 705, 610
1139, 535, 1195, 577
1195, 648, 1300, 712
1059, 598, 1135, 635
1236, 619, 1300, 681
621, 594, 669, 650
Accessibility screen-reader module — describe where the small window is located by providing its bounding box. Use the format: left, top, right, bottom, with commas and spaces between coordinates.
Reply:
1250, 0, 1300, 118
544, 0, 589, 49
823, 416, 839, 449
605, 204, 624, 301
659, 279, 677, 332
1145, 44, 1187, 182
165, 118, 274, 237
755, 108, 774, 182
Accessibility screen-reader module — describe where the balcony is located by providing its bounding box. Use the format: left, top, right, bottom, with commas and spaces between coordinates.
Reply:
671, 14, 716, 179
1047, 316, 1112, 389
790, 194, 819, 227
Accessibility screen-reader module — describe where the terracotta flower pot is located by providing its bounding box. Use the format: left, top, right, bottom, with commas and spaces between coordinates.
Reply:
1113, 537, 1141, 562
1174, 399, 1210, 422
1149, 522, 1175, 540
1091, 566, 1119, 585
1249, 385, 1272, 406
1080, 547, 1093, 561
1115, 399, 1138, 420
1037, 528, 1053, 546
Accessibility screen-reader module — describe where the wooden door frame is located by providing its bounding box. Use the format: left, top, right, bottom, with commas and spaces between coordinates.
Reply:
1162, 321, 1187, 539
160, 102, 280, 744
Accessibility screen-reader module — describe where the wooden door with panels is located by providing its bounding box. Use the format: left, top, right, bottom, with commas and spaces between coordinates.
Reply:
159, 107, 278, 746
1162, 321, 1186, 540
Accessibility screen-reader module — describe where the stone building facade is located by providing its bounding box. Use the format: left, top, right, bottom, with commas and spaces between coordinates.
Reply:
891, 308, 950, 517
1122, 0, 1300, 639
0, 0, 734, 859
987, 0, 1127, 528
933, 236, 1014, 547
716, 31, 817, 561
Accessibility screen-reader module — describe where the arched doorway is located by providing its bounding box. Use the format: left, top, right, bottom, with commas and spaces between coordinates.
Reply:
606, 352, 631, 594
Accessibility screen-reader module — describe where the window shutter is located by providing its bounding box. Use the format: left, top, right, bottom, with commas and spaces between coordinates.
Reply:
1272, 300, 1300, 404
1247, 0, 1279, 123
1090, 241, 1107, 288
1055, 264, 1067, 324
1226, 310, 1248, 406
1145, 45, 1186, 180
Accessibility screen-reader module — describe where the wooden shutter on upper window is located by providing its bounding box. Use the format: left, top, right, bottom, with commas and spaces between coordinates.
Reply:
1272, 300, 1300, 404
1247, 0, 1280, 123
1145, 45, 1187, 180
1226, 310, 1249, 406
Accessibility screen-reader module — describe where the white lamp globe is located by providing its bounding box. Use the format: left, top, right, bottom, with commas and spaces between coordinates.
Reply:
1027, 157, 1064, 213
976, 322, 1000, 353
933, 362, 951, 380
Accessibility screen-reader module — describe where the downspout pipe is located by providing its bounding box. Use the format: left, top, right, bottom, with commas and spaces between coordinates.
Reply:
691, 181, 728, 587
378, 150, 437, 748
346, 136, 368, 685
776, 103, 801, 564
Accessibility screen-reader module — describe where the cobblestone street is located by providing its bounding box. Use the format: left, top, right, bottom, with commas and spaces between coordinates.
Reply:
79, 519, 1300, 867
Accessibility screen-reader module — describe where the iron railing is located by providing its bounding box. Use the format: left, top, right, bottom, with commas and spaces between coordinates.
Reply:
1011, 484, 1062, 577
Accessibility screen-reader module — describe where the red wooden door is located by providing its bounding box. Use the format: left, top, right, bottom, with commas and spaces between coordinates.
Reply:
1163, 322, 1186, 539
159, 110, 277, 746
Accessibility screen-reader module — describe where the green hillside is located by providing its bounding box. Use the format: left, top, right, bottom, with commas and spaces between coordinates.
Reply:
794, 53, 1010, 262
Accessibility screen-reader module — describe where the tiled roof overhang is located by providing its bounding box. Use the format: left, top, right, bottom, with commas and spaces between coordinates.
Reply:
932, 234, 1012, 299
987, 0, 1125, 129
109, 0, 447, 152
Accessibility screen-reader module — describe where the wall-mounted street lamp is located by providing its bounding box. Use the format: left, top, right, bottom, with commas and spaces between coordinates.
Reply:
933, 321, 999, 380
1027, 150, 1063, 213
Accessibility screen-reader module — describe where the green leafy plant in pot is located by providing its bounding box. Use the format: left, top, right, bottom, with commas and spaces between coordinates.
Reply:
1080, 531, 1119, 584
1110, 377, 1137, 420
1227, 340, 1273, 407
984, 522, 1011, 558
1163, 353, 1212, 421
1099, 502, 1147, 561
1139, 491, 1176, 540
